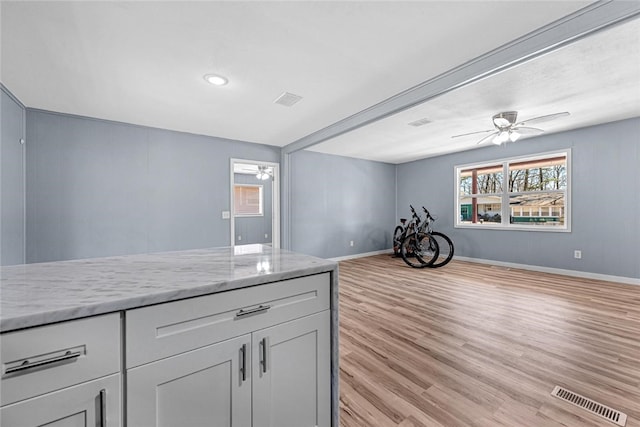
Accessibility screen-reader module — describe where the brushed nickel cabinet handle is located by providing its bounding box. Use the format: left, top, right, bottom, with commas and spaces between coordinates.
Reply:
235, 304, 271, 319
100, 389, 107, 427
240, 344, 247, 381
260, 337, 269, 374
4, 350, 82, 375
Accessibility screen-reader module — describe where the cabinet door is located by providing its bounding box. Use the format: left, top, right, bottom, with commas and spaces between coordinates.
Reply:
252, 310, 330, 427
0, 373, 121, 427
127, 334, 251, 427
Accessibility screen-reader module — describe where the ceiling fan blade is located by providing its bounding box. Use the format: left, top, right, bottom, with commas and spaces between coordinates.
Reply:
512, 126, 544, 135
451, 129, 495, 139
476, 131, 499, 145
515, 111, 569, 127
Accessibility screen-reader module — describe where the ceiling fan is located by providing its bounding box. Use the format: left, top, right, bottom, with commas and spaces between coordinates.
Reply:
256, 165, 272, 180
451, 111, 570, 145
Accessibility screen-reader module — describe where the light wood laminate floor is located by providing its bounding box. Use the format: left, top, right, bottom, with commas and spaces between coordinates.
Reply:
338, 255, 640, 427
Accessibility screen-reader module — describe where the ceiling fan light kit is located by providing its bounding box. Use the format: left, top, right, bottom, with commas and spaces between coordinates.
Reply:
452, 111, 570, 146
256, 165, 272, 180
492, 129, 521, 145
492, 111, 518, 128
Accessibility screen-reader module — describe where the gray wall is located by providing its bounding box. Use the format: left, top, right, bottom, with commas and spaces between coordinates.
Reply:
11, 95, 639, 278
289, 150, 396, 259
397, 118, 640, 279
25, 109, 280, 263
234, 173, 272, 245
1, 86, 26, 265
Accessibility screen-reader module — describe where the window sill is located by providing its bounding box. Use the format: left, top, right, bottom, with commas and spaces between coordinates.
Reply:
455, 224, 570, 232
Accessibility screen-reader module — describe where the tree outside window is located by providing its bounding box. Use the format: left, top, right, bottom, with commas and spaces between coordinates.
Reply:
456, 151, 569, 230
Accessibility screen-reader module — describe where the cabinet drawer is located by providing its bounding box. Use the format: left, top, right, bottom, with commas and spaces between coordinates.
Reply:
126, 272, 330, 368
0, 373, 121, 427
1, 313, 121, 407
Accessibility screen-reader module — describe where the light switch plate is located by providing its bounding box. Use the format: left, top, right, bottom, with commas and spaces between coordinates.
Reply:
222, 211, 230, 219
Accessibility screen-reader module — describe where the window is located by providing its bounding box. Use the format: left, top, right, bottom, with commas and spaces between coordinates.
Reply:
455, 150, 570, 231
234, 184, 263, 217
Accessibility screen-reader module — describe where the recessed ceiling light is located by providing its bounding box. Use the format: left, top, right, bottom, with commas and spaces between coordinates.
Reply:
204, 74, 228, 86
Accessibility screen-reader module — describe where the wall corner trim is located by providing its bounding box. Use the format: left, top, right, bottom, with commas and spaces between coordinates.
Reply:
1, 84, 26, 109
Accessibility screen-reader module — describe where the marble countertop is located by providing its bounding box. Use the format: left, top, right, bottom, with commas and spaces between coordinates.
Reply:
0, 245, 337, 332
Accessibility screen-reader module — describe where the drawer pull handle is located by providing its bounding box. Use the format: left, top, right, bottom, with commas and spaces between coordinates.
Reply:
236, 304, 271, 319
260, 337, 269, 374
100, 389, 107, 427
240, 344, 247, 382
4, 350, 82, 375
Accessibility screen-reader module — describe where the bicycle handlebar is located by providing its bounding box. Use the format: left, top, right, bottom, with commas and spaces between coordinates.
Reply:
409, 204, 420, 221
422, 206, 434, 221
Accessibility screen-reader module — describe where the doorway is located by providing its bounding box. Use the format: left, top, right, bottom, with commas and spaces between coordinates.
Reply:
230, 159, 280, 248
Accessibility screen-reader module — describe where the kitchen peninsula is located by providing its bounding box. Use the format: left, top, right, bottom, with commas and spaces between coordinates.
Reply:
1, 245, 338, 427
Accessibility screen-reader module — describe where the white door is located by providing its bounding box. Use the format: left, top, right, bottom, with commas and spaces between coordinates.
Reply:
252, 311, 331, 427
0, 373, 121, 427
127, 334, 252, 427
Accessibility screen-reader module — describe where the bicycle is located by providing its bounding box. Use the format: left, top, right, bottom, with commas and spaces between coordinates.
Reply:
392, 220, 410, 257
396, 205, 440, 268
418, 206, 455, 268
392, 204, 423, 256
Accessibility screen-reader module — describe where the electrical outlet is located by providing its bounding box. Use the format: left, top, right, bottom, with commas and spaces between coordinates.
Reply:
238, 235, 242, 241
349, 240, 354, 247
221, 211, 230, 219
574, 250, 582, 259
265, 234, 268, 239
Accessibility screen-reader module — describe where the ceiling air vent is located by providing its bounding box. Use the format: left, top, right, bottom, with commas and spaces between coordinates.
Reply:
408, 118, 431, 127
274, 92, 303, 107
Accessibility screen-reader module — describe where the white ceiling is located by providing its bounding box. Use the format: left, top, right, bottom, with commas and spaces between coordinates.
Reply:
310, 17, 640, 163
2, 1, 637, 164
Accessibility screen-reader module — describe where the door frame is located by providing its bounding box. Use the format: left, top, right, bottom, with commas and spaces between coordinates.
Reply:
230, 158, 280, 248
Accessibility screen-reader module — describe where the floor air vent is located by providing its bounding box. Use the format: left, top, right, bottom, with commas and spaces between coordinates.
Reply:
551, 386, 627, 426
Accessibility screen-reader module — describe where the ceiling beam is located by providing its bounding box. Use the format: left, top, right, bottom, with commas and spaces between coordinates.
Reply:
282, 0, 640, 155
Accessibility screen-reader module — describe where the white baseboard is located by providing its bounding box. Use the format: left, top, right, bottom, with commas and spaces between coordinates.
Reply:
327, 249, 392, 262
454, 255, 640, 286
329, 250, 639, 286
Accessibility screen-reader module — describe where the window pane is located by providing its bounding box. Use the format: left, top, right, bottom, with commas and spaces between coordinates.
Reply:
509, 192, 565, 226
459, 164, 503, 195
234, 185, 263, 216
508, 155, 566, 192
477, 201, 502, 223
456, 151, 569, 230
459, 175, 473, 195
459, 196, 502, 224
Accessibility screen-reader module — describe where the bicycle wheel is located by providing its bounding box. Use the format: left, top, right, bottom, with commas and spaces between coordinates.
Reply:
427, 231, 454, 268
392, 226, 404, 256
400, 232, 439, 268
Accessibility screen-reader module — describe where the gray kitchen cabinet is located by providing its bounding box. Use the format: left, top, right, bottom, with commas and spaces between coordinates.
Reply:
127, 334, 252, 427
126, 273, 331, 427
0, 374, 121, 427
1, 247, 338, 427
253, 310, 330, 427
0, 314, 122, 427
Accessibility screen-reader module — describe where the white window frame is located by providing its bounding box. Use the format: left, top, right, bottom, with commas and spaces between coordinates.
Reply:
234, 184, 264, 217
454, 149, 571, 232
